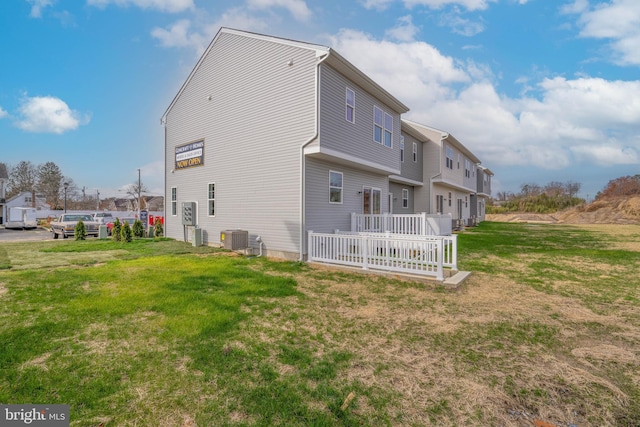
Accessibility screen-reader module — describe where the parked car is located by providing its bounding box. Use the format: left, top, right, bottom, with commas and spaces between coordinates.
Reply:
106, 217, 137, 235
50, 213, 100, 239
92, 212, 114, 225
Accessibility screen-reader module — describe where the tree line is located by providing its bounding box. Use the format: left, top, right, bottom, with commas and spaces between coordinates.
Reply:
2, 160, 148, 211
490, 175, 640, 214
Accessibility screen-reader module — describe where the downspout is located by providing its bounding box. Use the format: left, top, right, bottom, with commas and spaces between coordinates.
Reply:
299, 52, 330, 261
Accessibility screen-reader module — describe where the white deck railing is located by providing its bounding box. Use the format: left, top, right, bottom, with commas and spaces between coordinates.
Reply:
308, 231, 458, 280
350, 212, 452, 236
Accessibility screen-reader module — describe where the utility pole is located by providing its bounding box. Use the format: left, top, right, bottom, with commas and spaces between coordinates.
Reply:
96, 189, 100, 211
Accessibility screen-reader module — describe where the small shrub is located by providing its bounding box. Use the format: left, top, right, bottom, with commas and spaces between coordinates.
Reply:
75, 220, 87, 240
154, 219, 164, 237
112, 218, 122, 242
132, 219, 145, 238
121, 222, 133, 243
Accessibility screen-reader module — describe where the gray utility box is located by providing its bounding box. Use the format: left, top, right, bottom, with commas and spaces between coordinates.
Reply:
220, 230, 248, 250
192, 227, 202, 247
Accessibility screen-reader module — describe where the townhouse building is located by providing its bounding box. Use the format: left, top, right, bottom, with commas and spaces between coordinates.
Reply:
162, 28, 491, 259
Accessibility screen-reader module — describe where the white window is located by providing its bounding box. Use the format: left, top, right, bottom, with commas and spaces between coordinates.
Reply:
208, 183, 215, 216
413, 142, 418, 162
448, 192, 452, 207
436, 195, 444, 214
171, 187, 177, 216
465, 159, 471, 178
374, 106, 392, 147
402, 189, 409, 208
445, 146, 454, 170
400, 136, 405, 162
329, 171, 343, 204
346, 88, 355, 123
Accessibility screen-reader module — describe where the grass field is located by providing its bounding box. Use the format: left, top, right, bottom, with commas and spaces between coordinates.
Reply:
0, 224, 639, 426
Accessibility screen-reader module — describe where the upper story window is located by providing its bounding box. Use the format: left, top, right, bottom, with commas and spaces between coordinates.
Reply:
171, 187, 177, 216
208, 183, 215, 216
464, 159, 471, 178
445, 146, 454, 170
400, 136, 405, 162
413, 142, 418, 162
329, 171, 343, 204
374, 106, 392, 148
346, 88, 355, 123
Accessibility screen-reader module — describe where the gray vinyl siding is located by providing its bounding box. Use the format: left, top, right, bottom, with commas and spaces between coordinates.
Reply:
164, 32, 317, 255
389, 182, 414, 213
305, 157, 389, 234
318, 64, 401, 172
399, 132, 423, 183
415, 141, 441, 213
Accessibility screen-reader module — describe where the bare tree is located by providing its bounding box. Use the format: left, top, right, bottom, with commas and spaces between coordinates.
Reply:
124, 181, 149, 212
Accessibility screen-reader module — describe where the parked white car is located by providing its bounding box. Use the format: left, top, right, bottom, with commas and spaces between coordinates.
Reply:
92, 212, 113, 225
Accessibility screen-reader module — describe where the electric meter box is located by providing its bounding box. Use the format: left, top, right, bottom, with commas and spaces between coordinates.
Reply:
220, 230, 249, 250
182, 202, 196, 225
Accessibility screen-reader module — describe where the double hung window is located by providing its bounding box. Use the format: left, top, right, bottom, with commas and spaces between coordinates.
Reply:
374, 106, 392, 147
346, 88, 355, 123
208, 183, 215, 216
329, 171, 343, 204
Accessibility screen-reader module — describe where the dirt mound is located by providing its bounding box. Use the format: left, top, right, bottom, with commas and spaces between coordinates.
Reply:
487, 196, 640, 225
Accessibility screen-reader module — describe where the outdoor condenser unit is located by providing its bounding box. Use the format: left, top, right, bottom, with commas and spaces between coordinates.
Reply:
220, 230, 249, 250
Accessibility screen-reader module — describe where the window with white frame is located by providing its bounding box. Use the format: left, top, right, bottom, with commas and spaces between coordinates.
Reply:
465, 159, 471, 178
329, 171, 343, 204
208, 183, 215, 216
171, 187, 177, 216
400, 136, 405, 162
436, 195, 444, 214
413, 142, 418, 162
374, 106, 392, 147
346, 88, 355, 123
448, 192, 452, 207
402, 189, 409, 208
445, 146, 454, 169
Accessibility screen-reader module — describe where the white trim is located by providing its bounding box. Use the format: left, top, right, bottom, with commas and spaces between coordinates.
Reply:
388, 175, 423, 186
412, 141, 417, 162
402, 188, 409, 209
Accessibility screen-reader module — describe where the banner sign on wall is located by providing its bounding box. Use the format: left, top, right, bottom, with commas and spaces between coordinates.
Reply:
175, 140, 204, 170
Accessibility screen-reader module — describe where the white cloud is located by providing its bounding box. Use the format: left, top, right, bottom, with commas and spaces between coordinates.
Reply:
567, 0, 640, 65
86, 0, 194, 13
330, 30, 640, 172
385, 15, 420, 42
440, 11, 485, 36
151, 19, 208, 52
0, 106, 8, 119
247, 0, 312, 21
403, 0, 497, 11
26, 0, 54, 18
16, 96, 89, 134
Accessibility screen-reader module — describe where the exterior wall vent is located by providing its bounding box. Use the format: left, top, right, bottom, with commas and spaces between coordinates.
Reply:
220, 230, 249, 250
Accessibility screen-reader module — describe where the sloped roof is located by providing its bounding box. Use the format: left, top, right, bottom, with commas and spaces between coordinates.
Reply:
401, 119, 481, 164
162, 27, 409, 121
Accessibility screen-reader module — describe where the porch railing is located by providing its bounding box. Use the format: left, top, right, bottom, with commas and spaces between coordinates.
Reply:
308, 231, 457, 280
350, 212, 452, 236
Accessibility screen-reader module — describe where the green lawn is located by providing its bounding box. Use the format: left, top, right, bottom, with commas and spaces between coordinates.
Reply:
1, 225, 639, 426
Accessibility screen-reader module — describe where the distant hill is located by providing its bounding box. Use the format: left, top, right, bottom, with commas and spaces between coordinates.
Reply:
486, 196, 640, 224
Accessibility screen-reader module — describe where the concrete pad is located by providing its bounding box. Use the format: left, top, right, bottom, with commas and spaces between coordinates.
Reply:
443, 271, 472, 288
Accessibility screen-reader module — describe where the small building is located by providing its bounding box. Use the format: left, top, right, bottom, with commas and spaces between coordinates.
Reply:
0, 163, 7, 225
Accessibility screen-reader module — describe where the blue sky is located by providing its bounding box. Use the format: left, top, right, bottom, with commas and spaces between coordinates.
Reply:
1, 0, 639, 200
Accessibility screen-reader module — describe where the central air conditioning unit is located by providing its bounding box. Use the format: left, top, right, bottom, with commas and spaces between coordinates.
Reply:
220, 230, 249, 250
